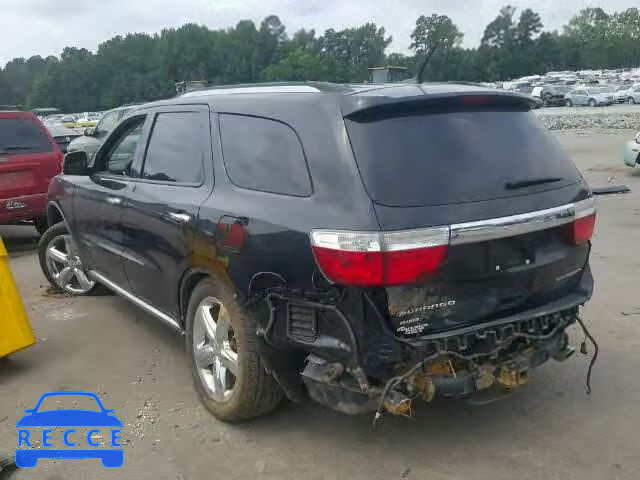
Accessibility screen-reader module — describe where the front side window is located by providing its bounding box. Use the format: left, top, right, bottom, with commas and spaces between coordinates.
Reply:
101, 117, 145, 176
141, 112, 204, 184
219, 114, 312, 196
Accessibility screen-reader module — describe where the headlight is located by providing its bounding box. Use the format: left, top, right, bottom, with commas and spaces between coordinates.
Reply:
635, 133, 640, 144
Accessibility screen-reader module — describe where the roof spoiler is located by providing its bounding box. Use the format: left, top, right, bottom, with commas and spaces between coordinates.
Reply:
342, 88, 536, 119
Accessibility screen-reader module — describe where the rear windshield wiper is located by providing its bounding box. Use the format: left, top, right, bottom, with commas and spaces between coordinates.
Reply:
505, 177, 563, 190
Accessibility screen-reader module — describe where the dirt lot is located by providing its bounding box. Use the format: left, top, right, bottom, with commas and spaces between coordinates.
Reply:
1, 130, 640, 480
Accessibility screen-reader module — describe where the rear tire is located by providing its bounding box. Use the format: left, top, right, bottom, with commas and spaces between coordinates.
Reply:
565, 99, 572, 107
588, 98, 597, 107
186, 277, 283, 422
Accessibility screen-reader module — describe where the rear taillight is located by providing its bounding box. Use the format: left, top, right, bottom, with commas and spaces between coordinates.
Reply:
310, 227, 450, 286
570, 198, 596, 245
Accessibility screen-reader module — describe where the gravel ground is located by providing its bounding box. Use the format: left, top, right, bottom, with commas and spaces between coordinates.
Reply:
535, 104, 640, 130
1, 130, 639, 480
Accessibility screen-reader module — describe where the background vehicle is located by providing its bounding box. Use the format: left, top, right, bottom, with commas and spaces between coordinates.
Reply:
565, 87, 614, 106
503, 80, 533, 94
615, 85, 630, 103
0, 109, 63, 233
41, 83, 595, 422
67, 106, 133, 158
540, 85, 571, 106
42, 114, 65, 126
46, 124, 82, 153
624, 86, 640, 104
59, 115, 77, 125
624, 132, 639, 167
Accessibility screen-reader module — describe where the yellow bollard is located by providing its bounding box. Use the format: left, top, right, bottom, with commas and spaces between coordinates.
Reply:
0, 237, 36, 358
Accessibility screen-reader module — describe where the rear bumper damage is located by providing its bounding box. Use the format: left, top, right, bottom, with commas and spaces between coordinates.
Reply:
253, 266, 594, 417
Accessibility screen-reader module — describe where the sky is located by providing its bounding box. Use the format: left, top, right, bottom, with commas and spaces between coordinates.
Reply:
1, 0, 635, 66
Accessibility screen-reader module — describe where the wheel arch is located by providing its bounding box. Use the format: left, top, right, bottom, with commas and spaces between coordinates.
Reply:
47, 201, 67, 228
178, 265, 237, 328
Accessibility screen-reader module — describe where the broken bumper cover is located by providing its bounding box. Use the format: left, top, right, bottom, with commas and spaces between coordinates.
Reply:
301, 305, 578, 414
257, 267, 593, 414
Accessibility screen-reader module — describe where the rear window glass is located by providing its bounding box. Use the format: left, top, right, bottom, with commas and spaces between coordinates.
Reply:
142, 112, 204, 184
219, 114, 312, 197
0, 118, 52, 153
345, 107, 581, 207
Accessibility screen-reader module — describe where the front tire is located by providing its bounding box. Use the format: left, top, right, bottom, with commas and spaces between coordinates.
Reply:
589, 98, 597, 107
629, 97, 636, 104
186, 277, 283, 422
38, 222, 101, 295
565, 99, 572, 107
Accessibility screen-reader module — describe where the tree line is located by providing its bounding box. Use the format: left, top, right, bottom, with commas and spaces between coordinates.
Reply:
0, 6, 638, 112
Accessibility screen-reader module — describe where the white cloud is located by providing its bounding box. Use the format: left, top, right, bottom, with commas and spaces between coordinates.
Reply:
1, 0, 635, 66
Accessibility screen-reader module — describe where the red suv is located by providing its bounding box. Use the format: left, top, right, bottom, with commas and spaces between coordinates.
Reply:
0, 110, 63, 233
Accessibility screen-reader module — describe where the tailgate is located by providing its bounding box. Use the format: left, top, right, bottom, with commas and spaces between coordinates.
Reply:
386, 211, 591, 337
344, 96, 594, 337
0, 153, 59, 199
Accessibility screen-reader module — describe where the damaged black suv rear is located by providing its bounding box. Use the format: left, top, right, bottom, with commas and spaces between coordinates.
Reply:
42, 83, 595, 422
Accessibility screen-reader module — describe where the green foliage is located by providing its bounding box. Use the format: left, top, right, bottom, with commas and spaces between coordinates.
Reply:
1, 7, 639, 112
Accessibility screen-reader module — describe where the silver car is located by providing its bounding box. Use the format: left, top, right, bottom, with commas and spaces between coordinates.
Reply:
564, 87, 614, 107
623, 86, 640, 104
67, 106, 132, 158
624, 132, 640, 167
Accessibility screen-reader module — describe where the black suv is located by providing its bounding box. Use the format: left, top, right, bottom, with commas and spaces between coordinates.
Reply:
39, 83, 595, 422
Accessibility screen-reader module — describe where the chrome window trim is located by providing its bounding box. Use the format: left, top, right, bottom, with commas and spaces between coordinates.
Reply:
450, 198, 594, 245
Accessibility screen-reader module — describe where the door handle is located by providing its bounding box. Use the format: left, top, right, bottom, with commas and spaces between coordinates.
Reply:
106, 197, 122, 205
167, 212, 191, 223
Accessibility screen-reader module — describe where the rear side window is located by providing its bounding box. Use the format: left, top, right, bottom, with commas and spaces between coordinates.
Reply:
345, 106, 581, 207
0, 117, 52, 153
141, 112, 204, 184
219, 114, 312, 196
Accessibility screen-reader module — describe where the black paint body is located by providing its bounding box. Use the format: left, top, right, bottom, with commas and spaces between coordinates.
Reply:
47, 83, 594, 409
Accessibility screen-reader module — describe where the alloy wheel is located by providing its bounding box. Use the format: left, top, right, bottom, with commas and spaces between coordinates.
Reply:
192, 296, 239, 402
45, 234, 95, 294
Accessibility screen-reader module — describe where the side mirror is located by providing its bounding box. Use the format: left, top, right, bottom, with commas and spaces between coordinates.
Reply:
84, 127, 95, 136
63, 150, 89, 175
